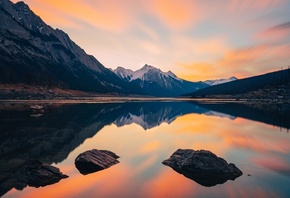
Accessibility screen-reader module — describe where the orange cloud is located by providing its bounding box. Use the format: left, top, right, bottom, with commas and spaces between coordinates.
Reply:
177, 43, 290, 81
12, 0, 132, 32
147, 0, 202, 30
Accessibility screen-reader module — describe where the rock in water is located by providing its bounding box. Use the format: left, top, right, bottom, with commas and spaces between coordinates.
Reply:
24, 159, 68, 187
162, 149, 242, 187
0, 159, 68, 191
75, 149, 120, 175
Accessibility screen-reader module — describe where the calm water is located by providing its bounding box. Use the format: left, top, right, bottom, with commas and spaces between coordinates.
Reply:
1, 101, 290, 198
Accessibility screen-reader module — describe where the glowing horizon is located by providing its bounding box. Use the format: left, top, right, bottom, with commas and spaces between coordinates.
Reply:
10, 0, 290, 81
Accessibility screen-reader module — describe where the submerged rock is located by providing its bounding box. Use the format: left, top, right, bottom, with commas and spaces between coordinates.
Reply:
75, 149, 120, 175
162, 149, 242, 187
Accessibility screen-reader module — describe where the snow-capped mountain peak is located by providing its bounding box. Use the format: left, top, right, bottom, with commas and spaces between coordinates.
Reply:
113, 64, 208, 96
114, 66, 134, 81
204, 76, 238, 86
165, 70, 180, 80
130, 64, 162, 81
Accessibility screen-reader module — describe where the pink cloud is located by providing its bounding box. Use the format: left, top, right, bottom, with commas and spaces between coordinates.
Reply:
257, 22, 290, 42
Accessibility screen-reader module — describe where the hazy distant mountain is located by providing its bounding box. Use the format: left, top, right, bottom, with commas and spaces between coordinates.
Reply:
0, 0, 143, 94
114, 64, 208, 97
186, 68, 290, 97
204, 76, 237, 86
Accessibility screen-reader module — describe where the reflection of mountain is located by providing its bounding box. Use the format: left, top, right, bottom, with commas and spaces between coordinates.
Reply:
113, 102, 209, 130
194, 102, 290, 130
0, 101, 289, 196
0, 102, 208, 196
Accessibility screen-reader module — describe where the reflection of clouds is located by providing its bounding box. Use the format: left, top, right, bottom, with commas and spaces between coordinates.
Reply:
224, 135, 290, 154
133, 154, 158, 175
140, 168, 194, 198
253, 157, 290, 177
6, 104, 290, 197
139, 141, 160, 154
9, 164, 133, 198
223, 185, 279, 198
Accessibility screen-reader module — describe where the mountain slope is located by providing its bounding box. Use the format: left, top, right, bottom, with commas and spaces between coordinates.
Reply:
114, 65, 208, 97
0, 0, 143, 94
186, 68, 290, 97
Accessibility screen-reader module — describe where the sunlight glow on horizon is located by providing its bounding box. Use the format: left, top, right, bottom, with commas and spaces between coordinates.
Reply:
10, 0, 290, 81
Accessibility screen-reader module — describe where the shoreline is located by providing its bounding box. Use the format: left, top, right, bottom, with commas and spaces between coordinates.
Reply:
0, 97, 289, 104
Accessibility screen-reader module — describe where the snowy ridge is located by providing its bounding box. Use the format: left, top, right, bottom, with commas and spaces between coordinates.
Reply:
204, 76, 237, 86
114, 64, 183, 83
113, 64, 208, 96
114, 66, 134, 81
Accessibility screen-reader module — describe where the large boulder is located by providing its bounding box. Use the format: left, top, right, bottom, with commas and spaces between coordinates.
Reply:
162, 149, 242, 187
75, 149, 120, 175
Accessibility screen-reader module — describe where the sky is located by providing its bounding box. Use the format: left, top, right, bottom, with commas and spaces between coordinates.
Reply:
11, 0, 290, 81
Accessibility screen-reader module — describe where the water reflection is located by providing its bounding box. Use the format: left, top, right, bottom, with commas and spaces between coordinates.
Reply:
0, 101, 290, 197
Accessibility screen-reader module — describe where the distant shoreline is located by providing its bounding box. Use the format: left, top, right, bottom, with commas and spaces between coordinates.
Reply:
0, 97, 289, 104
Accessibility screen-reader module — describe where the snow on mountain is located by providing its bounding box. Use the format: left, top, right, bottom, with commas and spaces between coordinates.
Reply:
113, 64, 208, 96
204, 76, 238, 86
114, 66, 134, 81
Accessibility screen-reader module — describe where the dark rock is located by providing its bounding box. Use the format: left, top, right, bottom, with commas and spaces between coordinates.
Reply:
75, 149, 120, 175
23, 159, 68, 187
0, 159, 68, 196
162, 149, 243, 187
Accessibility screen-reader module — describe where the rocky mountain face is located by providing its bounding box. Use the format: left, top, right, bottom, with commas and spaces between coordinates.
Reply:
0, 0, 143, 94
114, 65, 208, 97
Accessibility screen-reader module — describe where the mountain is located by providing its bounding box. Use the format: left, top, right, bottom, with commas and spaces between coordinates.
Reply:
114, 67, 134, 81
186, 68, 290, 97
114, 64, 208, 97
204, 76, 237, 86
0, 0, 144, 95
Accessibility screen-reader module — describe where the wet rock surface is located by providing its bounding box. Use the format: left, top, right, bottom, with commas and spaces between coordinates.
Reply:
162, 149, 243, 187
75, 149, 120, 175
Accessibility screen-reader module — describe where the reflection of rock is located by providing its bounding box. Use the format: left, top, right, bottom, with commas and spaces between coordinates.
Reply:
75, 149, 120, 175
30, 105, 44, 116
162, 149, 243, 187
0, 159, 68, 195
23, 159, 68, 187
30, 105, 44, 111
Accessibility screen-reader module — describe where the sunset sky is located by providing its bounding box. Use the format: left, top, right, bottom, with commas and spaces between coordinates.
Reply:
11, 0, 290, 81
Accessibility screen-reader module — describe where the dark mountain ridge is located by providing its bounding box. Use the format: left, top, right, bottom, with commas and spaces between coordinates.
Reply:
0, 0, 144, 94
186, 68, 290, 97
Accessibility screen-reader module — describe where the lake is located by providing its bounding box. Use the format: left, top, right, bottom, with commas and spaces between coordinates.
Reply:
1, 101, 290, 198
